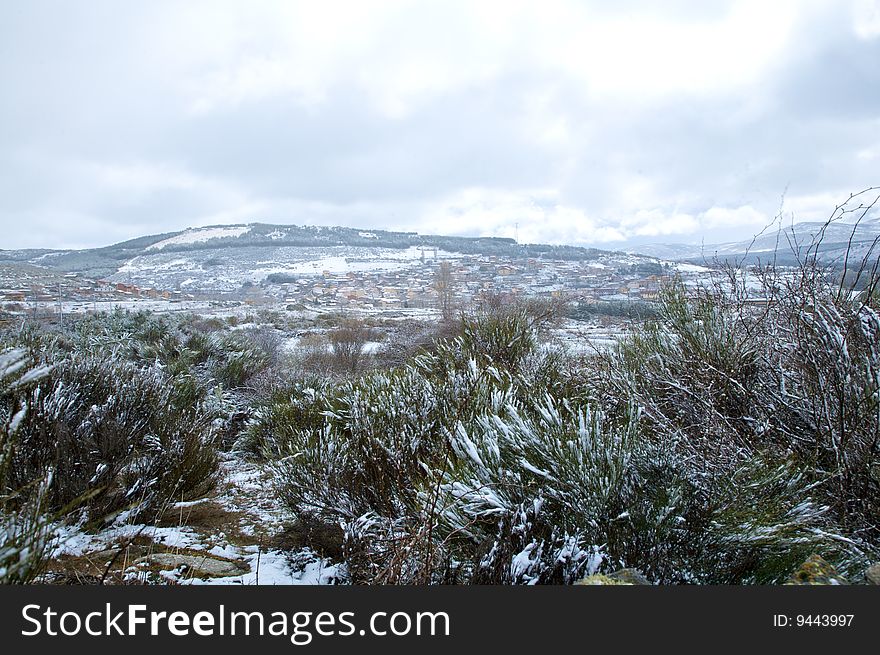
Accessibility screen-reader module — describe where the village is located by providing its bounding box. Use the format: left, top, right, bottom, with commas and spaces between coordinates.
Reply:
253, 253, 676, 310
0, 250, 703, 321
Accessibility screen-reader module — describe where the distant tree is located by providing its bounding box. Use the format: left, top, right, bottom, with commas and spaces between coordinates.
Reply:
433, 261, 457, 322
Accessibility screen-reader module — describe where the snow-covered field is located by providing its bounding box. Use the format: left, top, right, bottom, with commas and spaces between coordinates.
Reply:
56, 299, 218, 314
146, 226, 253, 251
112, 244, 460, 293
551, 322, 624, 354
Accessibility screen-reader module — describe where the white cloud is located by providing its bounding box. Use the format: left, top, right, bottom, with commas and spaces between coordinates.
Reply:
853, 0, 880, 38
1, 0, 877, 249
171, 0, 801, 118
622, 209, 700, 237
701, 205, 768, 229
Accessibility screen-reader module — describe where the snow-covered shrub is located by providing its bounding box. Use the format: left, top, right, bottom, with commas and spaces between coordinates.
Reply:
1, 348, 54, 583
239, 378, 336, 459
431, 397, 639, 584
269, 312, 606, 583
600, 278, 765, 457
4, 350, 219, 524
204, 330, 275, 389
596, 262, 880, 580
273, 366, 450, 520
459, 305, 538, 372
757, 277, 880, 556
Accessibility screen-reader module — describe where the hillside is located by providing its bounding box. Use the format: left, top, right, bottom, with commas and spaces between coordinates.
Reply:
630, 217, 880, 266
0, 223, 641, 294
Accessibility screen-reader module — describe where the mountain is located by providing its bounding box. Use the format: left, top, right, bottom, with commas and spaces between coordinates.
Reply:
0, 223, 648, 293
629, 217, 880, 266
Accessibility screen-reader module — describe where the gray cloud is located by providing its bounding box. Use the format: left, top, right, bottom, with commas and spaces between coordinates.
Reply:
1, 0, 878, 250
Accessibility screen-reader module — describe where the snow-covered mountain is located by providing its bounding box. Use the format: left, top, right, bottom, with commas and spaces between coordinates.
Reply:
0, 223, 651, 293
629, 217, 880, 265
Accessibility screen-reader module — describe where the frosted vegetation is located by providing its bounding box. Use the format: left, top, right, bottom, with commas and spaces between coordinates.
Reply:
2, 248, 879, 584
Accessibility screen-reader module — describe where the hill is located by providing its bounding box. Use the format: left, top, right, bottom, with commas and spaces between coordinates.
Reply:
630, 217, 880, 266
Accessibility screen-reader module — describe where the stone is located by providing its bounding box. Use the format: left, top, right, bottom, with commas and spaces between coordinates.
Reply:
575, 568, 651, 585
575, 574, 630, 585
135, 553, 247, 579
606, 568, 651, 585
866, 562, 880, 585
786, 554, 848, 585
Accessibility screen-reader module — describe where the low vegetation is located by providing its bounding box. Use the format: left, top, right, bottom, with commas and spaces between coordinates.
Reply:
2, 228, 878, 584
257, 254, 879, 584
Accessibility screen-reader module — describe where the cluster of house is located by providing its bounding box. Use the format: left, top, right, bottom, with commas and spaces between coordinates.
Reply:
251, 255, 676, 310
0, 274, 189, 307
1, 254, 698, 316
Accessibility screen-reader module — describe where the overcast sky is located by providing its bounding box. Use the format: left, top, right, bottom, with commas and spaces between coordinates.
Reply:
2, 0, 879, 250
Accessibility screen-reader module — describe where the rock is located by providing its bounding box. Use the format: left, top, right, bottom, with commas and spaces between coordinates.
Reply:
135, 553, 247, 579
575, 574, 630, 585
607, 568, 651, 585
786, 555, 848, 585
866, 563, 880, 585
576, 568, 651, 585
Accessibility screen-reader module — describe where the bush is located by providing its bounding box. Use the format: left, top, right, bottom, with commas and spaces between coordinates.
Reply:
1, 348, 54, 583
203, 329, 277, 389
269, 309, 602, 583
3, 349, 219, 525
595, 264, 880, 579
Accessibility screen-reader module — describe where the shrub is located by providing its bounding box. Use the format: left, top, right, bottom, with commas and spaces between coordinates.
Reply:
3, 350, 219, 525
204, 330, 276, 389
595, 263, 880, 579
328, 321, 374, 375
0, 348, 54, 583
269, 312, 599, 583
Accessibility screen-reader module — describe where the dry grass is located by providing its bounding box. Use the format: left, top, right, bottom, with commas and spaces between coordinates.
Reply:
155, 499, 255, 548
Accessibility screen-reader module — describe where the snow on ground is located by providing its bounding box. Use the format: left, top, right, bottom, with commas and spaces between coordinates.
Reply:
215, 457, 290, 537
551, 321, 625, 354
52, 523, 206, 559
47, 454, 342, 585
147, 226, 252, 251
673, 262, 712, 273
57, 299, 217, 314
251, 246, 454, 278
118, 257, 200, 274
178, 548, 340, 586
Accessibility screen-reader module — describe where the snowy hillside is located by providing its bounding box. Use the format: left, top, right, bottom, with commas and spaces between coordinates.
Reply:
629, 217, 880, 264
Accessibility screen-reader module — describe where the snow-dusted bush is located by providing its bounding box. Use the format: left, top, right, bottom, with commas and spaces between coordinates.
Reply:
596, 262, 880, 580
762, 271, 880, 544
239, 378, 336, 459
3, 349, 219, 524
199, 329, 279, 389
271, 265, 879, 584
1, 348, 54, 583
432, 397, 638, 584
269, 309, 621, 583
273, 366, 450, 520
459, 305, 538, 372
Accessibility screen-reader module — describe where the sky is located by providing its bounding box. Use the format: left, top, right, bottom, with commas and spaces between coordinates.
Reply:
1, 0, 879, 250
